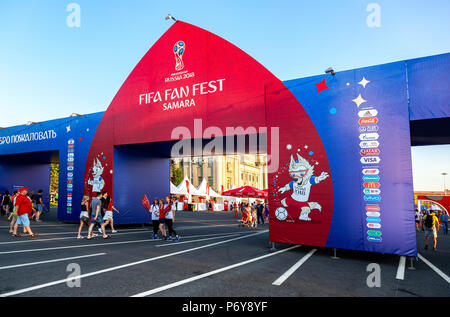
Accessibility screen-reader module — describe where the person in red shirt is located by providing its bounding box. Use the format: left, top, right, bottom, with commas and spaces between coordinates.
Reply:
159, 196, 173, 241
12, 187, 37, 237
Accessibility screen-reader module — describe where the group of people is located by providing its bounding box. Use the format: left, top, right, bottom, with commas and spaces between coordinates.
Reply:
238, 201, 268, 228
77, 193, 180, 241
415, 208, 449, 251
149, 196, 180, 241
77, 191, 118, 239
4, 187, 40, 237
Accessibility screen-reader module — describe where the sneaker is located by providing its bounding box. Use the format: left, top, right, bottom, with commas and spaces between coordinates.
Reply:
93, 233, 98, 237
112, 230, 117, 233
167, 237, 173, 241
77, 236, 83, 239
98, 228, 102, 234
175, 235, 180, 241
152, 234, 158, 239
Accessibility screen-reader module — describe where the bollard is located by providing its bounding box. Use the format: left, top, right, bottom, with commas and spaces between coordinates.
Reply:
407, 257, 416, 270
331, 248, 340, 259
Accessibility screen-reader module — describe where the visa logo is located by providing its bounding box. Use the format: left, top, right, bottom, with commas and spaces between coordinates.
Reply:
361, 156, 381, 164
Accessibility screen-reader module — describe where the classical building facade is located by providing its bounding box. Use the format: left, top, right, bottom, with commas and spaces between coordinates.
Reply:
171, 154, 267, 193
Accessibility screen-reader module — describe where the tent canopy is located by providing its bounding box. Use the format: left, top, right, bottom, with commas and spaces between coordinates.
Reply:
222, 186, 267, 198
196, 178, 221, 197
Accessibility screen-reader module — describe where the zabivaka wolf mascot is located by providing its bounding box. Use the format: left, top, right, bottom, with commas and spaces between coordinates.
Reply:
278, 153, 329, 221
87, 158, 105, 193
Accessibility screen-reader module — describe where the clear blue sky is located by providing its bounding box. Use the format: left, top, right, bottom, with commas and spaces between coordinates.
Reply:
0, 0, 449, 190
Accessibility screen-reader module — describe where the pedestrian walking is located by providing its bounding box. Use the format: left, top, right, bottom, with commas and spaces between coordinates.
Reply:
158, 198, 168, 240
439, 211, 449, 235
77, 196, 90, 239
422, 210, 440, 251
415, 209, 421, 232
8, 191, 19, 233
102, 196, 118, 233
149, 199, 160, 239
87, 192, 110, 240
12, 187, 37, 238
2, 191, 11, 217
264, 203, 269, 223
256, 200, 265, 225
165, 196, 180, 241
34, 189, 45, 222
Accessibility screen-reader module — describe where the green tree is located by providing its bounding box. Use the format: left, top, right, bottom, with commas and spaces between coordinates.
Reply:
171, 165, 183, 186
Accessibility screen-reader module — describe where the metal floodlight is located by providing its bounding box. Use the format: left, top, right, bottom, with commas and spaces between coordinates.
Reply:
165, 14, 177, 22
325, 67, 335, 76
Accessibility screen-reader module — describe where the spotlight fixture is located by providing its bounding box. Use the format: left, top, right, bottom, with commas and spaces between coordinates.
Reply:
325, 67, 335, 76
165, 14, 177, 22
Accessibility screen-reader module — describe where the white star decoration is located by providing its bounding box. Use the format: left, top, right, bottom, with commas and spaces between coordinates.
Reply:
359, 77, 370, 88
352, 94, 367, 108
304, 145, 309, 149
66, 125, 71, 132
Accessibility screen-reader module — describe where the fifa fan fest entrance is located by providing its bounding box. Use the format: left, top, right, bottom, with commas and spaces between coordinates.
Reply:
0, 21, 449, 257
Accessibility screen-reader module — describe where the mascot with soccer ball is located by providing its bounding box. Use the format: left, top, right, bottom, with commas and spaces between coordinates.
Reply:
278, 153, 329, 221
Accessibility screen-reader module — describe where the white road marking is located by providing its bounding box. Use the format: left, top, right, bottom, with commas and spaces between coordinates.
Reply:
0, 224, 238, 245
0, 223, 74, 229
154, 234, 240, 247
0, 253, 106, 270
28, 228, 148, 236
0, 232, 250, 255
272, 248, 316, 286
132, 244, 301, 297
0, 231, 267, 297
0, 229, 150, 245
396, 256, 406, 280
418, 253, 450, 284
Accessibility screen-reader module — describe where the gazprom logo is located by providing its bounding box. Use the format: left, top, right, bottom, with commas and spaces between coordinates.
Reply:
364, 195, 381, 202
359, 133, 379, 141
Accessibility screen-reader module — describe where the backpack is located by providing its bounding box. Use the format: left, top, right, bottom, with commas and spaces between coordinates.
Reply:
424, 215, 434, 229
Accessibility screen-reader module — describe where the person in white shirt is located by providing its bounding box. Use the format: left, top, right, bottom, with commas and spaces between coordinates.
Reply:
77, 196, 90, 239
149, 199, 160, 239
165, 196, 179, 241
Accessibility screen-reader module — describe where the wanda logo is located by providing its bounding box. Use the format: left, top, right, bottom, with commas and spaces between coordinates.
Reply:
364, 182, 380, 188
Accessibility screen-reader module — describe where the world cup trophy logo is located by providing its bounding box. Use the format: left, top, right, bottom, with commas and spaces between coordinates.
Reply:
173, 41, 185, 71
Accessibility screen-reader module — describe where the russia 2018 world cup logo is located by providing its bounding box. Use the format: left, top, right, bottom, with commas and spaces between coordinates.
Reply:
173, 41, 185, 71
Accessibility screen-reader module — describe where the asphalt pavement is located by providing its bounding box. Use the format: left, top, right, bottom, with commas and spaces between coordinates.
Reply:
0, 208, 449, 297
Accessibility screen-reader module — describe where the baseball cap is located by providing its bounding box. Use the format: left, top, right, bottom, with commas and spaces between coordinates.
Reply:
18, 187, 29, 192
